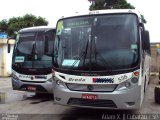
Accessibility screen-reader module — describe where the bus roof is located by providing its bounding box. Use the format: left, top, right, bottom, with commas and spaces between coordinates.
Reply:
60, 9, 142, 22
19, 26, 55, 33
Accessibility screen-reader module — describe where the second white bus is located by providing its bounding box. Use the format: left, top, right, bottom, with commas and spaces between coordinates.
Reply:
8, 26, 55, 93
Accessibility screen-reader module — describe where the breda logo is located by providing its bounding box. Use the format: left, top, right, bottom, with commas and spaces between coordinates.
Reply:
68, 78, 85, 82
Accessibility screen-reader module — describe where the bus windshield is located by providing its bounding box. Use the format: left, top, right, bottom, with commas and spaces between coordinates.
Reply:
13, 31, 55, 69
54, 14, 139, 71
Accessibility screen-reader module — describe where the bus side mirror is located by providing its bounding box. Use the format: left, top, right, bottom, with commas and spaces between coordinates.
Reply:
7, 43, 11, 53
7, 37, 16, 53
140, 23, 151, 55
143, 31, 151, 55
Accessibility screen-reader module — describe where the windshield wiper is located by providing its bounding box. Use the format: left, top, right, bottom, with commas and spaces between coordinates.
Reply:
31, 32, 39, 68
69, 35, 91, 70
31, 42, 36, 68
92, 36, 97, 64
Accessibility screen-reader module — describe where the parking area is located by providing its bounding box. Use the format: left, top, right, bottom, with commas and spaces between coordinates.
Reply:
0, 76, 160, 120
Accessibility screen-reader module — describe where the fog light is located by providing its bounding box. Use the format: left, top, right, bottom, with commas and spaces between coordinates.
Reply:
126, 102, 135, 106
55, 97, 61, 101
125, 82, 131, 88
131, 77, 138, 84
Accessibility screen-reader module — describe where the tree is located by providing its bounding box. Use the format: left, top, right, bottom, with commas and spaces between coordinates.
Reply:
0, 19, 8, 32
140, 14, 147, 24
89, 0, 135, 10
88, 0, 146, 23
0, 14, 48, 37
35, 16, 48, 26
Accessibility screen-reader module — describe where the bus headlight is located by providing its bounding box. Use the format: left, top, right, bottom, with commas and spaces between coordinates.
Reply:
117, 77, 139, 91
56, 80, 66, 88
131, 77, 138, 84
12, 73, 19, 80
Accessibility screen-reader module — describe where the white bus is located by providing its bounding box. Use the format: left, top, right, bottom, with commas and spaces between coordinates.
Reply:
53, 9, 151, 109
8, 26, 55, 93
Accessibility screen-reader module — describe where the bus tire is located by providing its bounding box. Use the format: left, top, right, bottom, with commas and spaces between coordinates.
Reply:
144, 77, 147, 93
154, 86, 160, 104
148, 69, 151, 85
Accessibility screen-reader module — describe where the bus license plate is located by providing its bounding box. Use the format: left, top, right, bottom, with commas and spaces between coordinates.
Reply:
28, 86, 36, 91
82, 94, 97, 100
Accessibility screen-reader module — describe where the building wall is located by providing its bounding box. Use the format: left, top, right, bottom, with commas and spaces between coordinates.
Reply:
150, 43, 160, 73
0, 39, 14, 77
0, 45, 2, 76
5, 45, 14, 76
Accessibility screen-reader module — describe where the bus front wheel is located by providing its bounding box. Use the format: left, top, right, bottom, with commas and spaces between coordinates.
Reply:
154, 86, 160, 104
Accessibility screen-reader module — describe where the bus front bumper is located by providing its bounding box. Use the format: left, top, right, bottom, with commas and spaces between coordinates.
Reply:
54, 85, 142, 109
12, 78, 53, 93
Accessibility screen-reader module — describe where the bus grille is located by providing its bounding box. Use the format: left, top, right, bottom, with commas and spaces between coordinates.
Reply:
66, 83, 117, 92
20, 80, 46, 83
68, 98, 117, 108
